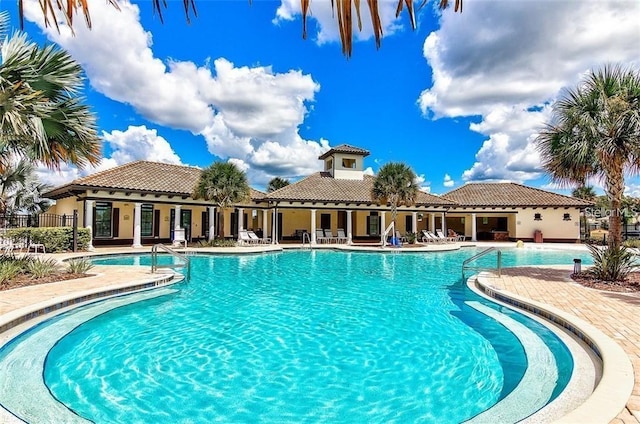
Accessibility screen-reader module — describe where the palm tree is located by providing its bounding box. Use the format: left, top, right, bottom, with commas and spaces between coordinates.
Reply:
19, 0, 462, 57
536, 64, 640, 249
0, 158, 50, 216
0, 13, 102, 172
193, 162, 250, 238
371, 162, 419, 240
572, 185, 596, 201
266, 177, 290, 193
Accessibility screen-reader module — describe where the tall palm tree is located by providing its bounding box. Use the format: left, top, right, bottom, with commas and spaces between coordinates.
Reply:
266, 177, 290, 193
19, 0, 462, 57
371, 162, 419, 237
0, 13, 101, 172
536, 64, 640, 249
193, 162, 250, 238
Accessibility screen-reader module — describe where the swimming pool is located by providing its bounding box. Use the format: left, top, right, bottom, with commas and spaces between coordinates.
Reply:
0, 248, 592, 423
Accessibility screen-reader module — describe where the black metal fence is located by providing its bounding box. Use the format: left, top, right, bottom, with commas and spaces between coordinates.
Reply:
0, 213, 74, 229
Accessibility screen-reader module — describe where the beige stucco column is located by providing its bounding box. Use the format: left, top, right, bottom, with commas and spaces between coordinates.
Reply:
380, 210, 386, 246
262, 209, 269, 241
237, 207, 244, 235
208, 206, 216, 241
440, 212, 446, 233
346, 210, 353, 245
84, 199, 94, 251
471, 213, 477, 242
311, 209, 317, 244
132, 202, 142, 248
430, 213, 435, 232
412, 212, 417, 234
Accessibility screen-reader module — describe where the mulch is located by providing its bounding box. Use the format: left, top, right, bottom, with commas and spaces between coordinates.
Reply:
571, 272, 640, 293
0, 273, 90, 291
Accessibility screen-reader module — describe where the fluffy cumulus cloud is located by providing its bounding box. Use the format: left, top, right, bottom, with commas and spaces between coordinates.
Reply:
274, 0, 404, 46
23, 0, 326, 187
419, 0, 640, 183
415, 174, 431, 193
443, 174, 454, 188
36, 125, 184, 186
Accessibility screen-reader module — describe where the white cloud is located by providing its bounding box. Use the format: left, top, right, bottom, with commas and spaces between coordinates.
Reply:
363, 167, 375, 176
415, 174, 431, 193
443, 174, 454, 187
419, 0, 640, 183
102, 125, 183, 165
23, 0, 326, 186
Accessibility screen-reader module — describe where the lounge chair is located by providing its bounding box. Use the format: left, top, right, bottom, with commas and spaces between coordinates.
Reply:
448, 229, 465, 241
436, 229, 456, 243
248, 230, 271, 244
422, 230, 444, 243
395, 231, 408, 243
336, 228, 349, 244
238, 230, 258, 246
315, 229, 328, 244
324, 229, 339, 243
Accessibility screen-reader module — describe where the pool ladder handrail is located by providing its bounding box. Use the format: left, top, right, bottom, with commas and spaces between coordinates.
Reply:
462, 247, 502, 277
302, 231, 312, 249
151, 243, 191, 281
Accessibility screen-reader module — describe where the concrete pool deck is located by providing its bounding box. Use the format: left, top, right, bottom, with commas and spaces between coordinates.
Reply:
0, 243, 638, 423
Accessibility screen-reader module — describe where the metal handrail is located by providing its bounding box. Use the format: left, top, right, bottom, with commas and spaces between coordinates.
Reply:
302, 232, 312, 249
462, 247, 502, 277
151, 244, 191, 281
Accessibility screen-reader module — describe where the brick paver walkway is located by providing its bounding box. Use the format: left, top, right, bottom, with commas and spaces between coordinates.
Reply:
492, 266, 640, 424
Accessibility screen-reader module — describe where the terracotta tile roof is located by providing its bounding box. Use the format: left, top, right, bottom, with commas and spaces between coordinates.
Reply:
318, 144, 370, 160
265, 172, 454, 206
443, 183, 593, 207
44, 161, 266, 200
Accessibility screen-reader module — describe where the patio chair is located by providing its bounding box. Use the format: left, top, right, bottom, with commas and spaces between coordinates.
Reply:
449, 229, 466, 242
422, 230, 444, 243
0, 237, 13, 254
324, 229, 339, 243
315, 229, 328, 244
248, 230, 271, 244
336, 228, 349, 244
436, 229, 456, 243
238, 230, 258, 246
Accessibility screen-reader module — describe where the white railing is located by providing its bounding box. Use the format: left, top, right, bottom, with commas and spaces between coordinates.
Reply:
462, 247, 502, 277
151, 244, 191, 281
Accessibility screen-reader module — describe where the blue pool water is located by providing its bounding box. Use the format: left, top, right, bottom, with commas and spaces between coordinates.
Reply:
3, 248, 592, 423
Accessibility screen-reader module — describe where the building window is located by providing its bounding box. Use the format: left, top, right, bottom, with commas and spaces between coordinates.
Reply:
94, 202, 112, 238
342, 158, 356, 169
534, 213, 542, 221
368, 211, 379, 236
141, 204, 154, 236
325, 159, 333, 171
563, 213, 571, 221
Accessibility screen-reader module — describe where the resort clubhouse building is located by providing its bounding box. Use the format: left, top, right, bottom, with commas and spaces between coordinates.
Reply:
43, 145, 592, 248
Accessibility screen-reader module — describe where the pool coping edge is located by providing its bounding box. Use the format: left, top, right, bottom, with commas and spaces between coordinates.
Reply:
473, 271, 634, 424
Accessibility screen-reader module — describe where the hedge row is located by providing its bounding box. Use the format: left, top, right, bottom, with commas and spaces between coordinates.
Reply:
5, 227, 91, 253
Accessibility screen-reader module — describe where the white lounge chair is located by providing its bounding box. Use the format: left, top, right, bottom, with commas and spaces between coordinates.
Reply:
238, 230, 258, 246
315, 229, 328, 244
336, 228, 349, 244
422, 230, 444, 243
324, 229, 339, 243
436, 229, 456, 243
248, 230, 271, 244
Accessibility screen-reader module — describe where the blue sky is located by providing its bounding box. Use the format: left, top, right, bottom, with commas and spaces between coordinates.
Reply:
4, 0, 640, 194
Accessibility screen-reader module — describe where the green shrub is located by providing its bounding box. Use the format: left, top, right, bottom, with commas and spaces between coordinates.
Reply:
26, 258, 60, 279
586, 244, 639, 281
197, 238, 236, 247
5, 227, 91, 253
0, 261, 23, 284
67, 258, 94, 274
404, 232, 417, 244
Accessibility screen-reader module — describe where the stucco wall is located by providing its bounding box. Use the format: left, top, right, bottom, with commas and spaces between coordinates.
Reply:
515, 208, 581, 241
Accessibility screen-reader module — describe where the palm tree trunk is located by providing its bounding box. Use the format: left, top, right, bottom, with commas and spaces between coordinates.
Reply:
218, 208, 225, 239
605, 163, 625, 249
